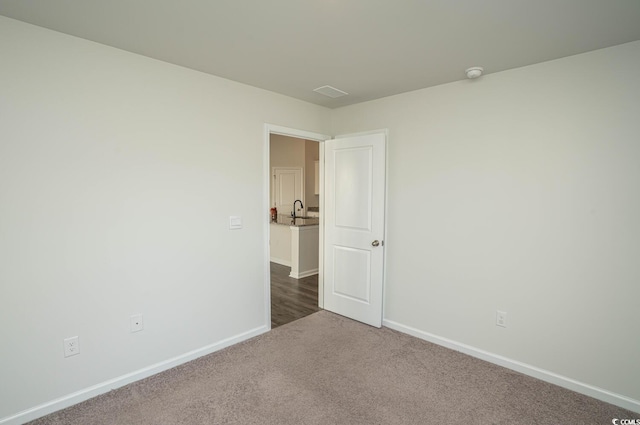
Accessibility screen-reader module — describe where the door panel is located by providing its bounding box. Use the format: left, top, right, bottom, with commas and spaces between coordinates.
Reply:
324, 132, 385, 327
273, 168, 303, 216
333, 246, 371, 303
334, 147, 373, 230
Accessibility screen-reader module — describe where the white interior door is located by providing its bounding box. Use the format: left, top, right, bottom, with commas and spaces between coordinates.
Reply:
273, 167, 303, 217
323, 132, 386, 327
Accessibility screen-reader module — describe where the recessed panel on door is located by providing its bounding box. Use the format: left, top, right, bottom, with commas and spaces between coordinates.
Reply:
332, 245, 371, 303
334, 147, 373, 231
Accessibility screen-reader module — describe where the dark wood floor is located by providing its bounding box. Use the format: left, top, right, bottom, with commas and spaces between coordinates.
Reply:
270, 262, 320, 328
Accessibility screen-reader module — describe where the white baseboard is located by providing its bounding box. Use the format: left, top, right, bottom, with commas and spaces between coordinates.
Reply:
289, 268, 318, 279
383, 319, 640, 414
270, 257, 291, 267
1, 325, 269, 425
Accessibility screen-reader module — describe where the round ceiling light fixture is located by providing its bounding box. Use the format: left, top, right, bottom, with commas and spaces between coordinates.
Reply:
465, 67, 484, 79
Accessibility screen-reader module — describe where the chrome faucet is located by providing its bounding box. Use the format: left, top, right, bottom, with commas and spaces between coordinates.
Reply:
292, 200, 304, 219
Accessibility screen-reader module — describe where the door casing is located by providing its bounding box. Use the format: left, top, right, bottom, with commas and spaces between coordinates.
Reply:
264, 124, 330, 329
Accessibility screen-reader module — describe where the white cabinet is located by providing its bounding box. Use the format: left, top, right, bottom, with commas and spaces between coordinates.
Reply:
270, 223, 292, 266
270, 222, 319, 278
290, 225, 319, 279
314, 161, 319, 195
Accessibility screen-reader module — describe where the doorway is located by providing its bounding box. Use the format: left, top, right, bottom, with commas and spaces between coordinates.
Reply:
264, 125, 388, 330
264, 125, 329, 329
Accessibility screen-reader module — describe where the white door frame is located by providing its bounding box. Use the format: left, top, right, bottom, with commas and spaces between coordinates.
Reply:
263, 124, 330, 329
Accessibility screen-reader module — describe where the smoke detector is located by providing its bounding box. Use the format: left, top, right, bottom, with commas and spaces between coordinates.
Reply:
465, 67, 484, 79
313, 85, 349, 98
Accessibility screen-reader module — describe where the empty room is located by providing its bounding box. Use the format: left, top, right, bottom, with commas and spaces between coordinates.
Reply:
1, 1, 639, 424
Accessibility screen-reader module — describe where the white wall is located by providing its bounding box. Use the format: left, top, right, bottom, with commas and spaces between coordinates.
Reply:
270, 134, 306, 170
0, 17, 330, 422
332, 41, 640, 406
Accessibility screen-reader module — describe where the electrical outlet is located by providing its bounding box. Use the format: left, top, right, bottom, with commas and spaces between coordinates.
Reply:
496, 310, 507, 328
64, 336, 80, 357
130, 314, 143, 332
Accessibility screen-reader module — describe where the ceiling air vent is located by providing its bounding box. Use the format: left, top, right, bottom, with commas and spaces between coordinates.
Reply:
313, 85, 348, 98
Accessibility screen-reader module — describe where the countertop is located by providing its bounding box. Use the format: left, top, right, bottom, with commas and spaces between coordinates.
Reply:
271, 214, 319, 227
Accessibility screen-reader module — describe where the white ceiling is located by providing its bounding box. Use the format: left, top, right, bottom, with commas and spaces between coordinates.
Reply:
2, 0, 640, 108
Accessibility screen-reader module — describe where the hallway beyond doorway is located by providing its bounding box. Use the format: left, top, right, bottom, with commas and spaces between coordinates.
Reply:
270, 262, 320, 328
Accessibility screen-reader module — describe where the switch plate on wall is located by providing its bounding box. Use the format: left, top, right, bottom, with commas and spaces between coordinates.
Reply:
496, 310, 507, 328
229, 216, 242, 230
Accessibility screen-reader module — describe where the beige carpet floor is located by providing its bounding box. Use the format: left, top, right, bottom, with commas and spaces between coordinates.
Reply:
29, 311, 634, 424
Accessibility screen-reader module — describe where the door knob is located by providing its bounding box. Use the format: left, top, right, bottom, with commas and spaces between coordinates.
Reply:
371, 240, 380, 247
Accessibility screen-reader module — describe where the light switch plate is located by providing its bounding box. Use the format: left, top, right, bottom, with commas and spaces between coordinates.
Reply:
496, 310, 507, 328
229, 216, 242, 230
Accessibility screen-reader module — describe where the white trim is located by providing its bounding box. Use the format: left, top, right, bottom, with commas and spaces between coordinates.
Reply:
269, 257, 291, 267
267, 124, 329, 142
334, 128, 388, 139
289, 268, 319, 279
317, 142, 325, 308
0, 325, 269, 425
264, 124, 330, 325
383, 319, 640, 414
381, 129, 390, 327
